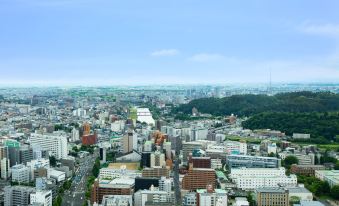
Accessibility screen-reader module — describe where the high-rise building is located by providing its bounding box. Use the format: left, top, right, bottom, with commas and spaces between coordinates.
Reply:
158, 177, 172, 193
182, 142, 204, 163
71, 128, 80, 142
30, 190, 53, 206
150, 151, 166, 168
30, 133, 68, 159
122, 131, 137, 154
182, 165, 216, 191
224, 140, 247, 155
11, 164, 30, 183
1, 158, 10, 180
4, 186, 36, 206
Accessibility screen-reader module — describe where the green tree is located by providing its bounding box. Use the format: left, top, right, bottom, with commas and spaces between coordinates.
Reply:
330, 185, 339, 200
283, 156, 299, 169
49, 156, 57, 167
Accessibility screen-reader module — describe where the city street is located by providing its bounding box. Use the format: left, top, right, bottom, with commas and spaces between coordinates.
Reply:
62, 153, 97, 206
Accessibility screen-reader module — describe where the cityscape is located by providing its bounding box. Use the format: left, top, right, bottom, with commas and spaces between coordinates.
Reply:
1, 1, 339, 206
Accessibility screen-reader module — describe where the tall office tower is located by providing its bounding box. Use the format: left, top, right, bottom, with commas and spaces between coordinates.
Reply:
122, 131, 137, 154
83, 122, 91, 136
30, 133, 68, 159
4, 186, 36, 206
11, 164, 30, 183
182, 141, 204, 163
1, 158, 11, 180
150, 151, 166, 168
30, 190, 53, 206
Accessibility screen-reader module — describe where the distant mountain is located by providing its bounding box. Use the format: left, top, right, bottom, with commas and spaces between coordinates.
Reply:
175, 91, 339, 116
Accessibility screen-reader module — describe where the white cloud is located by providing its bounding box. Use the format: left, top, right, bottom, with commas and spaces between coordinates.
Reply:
188, 53, 225, 62
300, 23, 339, 37
150, 49, 179, 57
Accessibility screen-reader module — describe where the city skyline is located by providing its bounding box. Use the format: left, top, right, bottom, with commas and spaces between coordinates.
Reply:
1, 0, 339, 86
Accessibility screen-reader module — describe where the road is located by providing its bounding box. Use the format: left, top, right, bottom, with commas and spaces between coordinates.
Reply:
62, 152, 98, 206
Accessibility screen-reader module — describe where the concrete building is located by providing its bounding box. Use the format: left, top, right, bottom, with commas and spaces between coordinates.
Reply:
150, 151, 166, 168
191, 128, 208, 141
100, 195, 133, 206
230, 167, 297, 190
224, 140, 247, 155
4, 185, 36, 206
286, 186, 313, 201
134, 185, 174, 206
158, 177, 172, 193
190, 157, 211, 169
71, 128, 80, 142
182, 192, 197, 206
256, 187, 289, 206
182, 142, 204, 163
142, 167, 170, 178
197, 187, 227, 206
290, 165, 325, 176
1, 158, 10, 180
315, 170, 339, 187
91, 178, 134, 204
122, 131, 137, 154
30, 133, 68, 159
11, 164, 30, 183
182, 166, 216, 191
294, 200, 325, 206
30, 190, 53, 206
226, 155, 280, 168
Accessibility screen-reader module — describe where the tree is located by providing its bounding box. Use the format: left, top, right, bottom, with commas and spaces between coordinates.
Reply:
49, 156, 57, 167
330, 185, 339, 200
283, 156, 299, 169
290, 196, 300, 205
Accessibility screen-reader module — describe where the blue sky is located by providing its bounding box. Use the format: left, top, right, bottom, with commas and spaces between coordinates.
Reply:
0, 0, 339, 86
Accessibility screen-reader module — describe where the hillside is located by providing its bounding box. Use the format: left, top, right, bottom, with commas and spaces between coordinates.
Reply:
242, 112, 339, 142
175, 91, 339, 117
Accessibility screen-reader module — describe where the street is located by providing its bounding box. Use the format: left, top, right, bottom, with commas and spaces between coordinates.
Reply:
62, 152, 98, 206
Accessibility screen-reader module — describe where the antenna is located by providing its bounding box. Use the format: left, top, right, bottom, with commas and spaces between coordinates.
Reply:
268, 68, 272, 95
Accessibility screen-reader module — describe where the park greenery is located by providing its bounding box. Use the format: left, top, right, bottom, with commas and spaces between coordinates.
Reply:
175, 92, 339, 142
242, 112, 339, 142
175, 92, 339, 116
297, 175, 339, 200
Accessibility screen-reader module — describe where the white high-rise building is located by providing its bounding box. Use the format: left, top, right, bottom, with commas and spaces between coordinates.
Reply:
150, 151, 166, 168
30, 133, 68, 159
159, 177, 172, 193
30, 190, 53, 206
1, 158, 10, 180
71, 128, 80, 142
11, 164, 30, 183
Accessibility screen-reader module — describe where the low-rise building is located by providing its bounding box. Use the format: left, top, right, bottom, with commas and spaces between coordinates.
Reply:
256, 187, 289, 206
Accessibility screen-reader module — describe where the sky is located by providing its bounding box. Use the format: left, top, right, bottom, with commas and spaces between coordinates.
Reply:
0, 0, 339, 86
